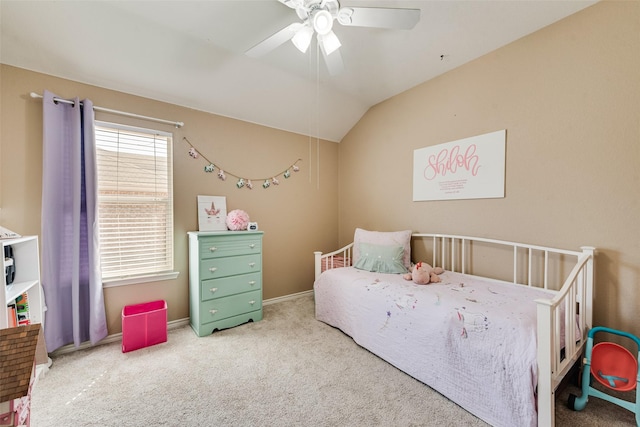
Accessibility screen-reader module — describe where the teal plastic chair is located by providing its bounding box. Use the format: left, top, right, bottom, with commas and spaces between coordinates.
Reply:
568, 326, 640, 426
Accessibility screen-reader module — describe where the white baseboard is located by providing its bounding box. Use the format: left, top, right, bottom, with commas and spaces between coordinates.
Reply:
263, 289, 313, 306
51, 318, 190, 356
50, 290, 314, 356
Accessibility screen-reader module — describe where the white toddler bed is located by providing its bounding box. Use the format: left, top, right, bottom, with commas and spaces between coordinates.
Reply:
314, 231, 595, 427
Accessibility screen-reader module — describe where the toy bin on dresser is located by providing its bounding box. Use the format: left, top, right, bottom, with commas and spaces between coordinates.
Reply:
188, 231, 263, 337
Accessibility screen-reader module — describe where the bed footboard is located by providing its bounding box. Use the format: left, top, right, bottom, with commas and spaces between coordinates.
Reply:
536, 246, 595, 427
410, 234, 595, 427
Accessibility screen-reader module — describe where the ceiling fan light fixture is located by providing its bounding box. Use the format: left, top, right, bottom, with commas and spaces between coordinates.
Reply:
292, 25, 314, 53
319, 30, 341, 56
337, 7, 353, 25
313, 9, 333, 35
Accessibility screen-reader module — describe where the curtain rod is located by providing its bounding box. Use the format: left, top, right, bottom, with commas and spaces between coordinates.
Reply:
30, 92, 184, 128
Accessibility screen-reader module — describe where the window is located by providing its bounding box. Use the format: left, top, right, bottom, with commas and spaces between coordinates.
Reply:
95, 122, 174, 284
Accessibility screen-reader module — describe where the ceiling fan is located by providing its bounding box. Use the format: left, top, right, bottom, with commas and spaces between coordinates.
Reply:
246, 0, 420, 75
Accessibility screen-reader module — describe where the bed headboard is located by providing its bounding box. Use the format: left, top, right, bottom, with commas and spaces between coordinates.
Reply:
316, 234, 593, 290
412, 233, 591, 289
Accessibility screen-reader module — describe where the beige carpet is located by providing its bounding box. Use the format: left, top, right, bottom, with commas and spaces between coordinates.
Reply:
31, 294, 637, 426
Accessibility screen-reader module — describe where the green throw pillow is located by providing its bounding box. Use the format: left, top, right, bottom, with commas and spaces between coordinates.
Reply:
353, 243, 407, 274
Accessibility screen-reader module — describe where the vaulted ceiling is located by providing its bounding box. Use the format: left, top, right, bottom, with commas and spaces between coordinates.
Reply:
0, 0, 596, 142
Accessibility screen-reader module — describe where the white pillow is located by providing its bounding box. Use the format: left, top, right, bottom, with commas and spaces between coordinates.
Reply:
353, 228, 412, 269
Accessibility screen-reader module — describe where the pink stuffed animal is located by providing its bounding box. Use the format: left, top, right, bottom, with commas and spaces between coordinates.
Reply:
402, 262, 444, 285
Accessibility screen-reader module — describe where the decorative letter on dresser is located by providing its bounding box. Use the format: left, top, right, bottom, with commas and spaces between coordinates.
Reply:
188, 231, 263, 336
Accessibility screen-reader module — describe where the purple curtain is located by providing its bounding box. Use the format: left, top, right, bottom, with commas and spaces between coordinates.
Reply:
41, 90, 107, 352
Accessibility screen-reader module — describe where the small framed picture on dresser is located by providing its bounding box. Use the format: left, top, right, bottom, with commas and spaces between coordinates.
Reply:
197, 195, 227, 231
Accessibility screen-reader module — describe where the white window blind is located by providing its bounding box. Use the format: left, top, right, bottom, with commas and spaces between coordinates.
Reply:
95, 122, 174, 281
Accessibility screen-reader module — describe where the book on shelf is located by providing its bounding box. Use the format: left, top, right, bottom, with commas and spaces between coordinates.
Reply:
7, 302, 17, 327
16, 292, 29, 312
14, 292, 30, 325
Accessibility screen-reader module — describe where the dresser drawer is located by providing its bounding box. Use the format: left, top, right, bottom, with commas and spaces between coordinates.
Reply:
200, 290, 262, 324
199, 236, 261, 259
200, 272, 261, 302
200, 254, 261, 279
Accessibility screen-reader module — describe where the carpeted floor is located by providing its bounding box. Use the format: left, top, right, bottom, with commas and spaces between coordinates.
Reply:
31, 294, 637, 426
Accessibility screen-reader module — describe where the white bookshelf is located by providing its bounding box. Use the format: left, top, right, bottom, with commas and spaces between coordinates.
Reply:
2, 236, 44, 329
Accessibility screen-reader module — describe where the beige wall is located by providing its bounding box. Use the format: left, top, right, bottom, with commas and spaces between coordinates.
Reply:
2, 1, 638, 340
339, 1, 640, 337
0, 65, 339, 334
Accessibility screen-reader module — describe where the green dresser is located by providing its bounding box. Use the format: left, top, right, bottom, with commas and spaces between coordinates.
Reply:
188, 231, 264, 336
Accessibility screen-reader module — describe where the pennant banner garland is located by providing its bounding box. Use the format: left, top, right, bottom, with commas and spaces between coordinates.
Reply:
183, 137, 301, 190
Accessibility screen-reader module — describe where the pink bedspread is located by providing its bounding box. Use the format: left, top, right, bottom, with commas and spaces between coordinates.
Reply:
314, 267, 556, 427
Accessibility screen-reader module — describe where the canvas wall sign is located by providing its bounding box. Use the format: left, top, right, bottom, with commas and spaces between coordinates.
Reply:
413, 130, 506, 201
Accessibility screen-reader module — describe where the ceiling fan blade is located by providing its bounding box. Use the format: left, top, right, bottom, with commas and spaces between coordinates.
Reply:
320, 43, 345, 76
278, 0, 304, 9
246, 22, 303, 58
338, 7, 420, 29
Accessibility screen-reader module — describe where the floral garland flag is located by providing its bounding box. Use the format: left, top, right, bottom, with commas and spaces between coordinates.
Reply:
183, 137, 301, 190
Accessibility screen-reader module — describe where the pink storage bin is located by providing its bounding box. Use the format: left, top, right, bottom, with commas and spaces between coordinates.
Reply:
121, 300, 167, 353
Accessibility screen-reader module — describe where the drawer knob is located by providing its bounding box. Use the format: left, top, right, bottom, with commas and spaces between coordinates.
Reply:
249, 244, 256, 249
248, 262, 256, 268
248, 280, 256, 285
209, 309, 218, 315
209, 287, 218, 293
209, 247, 217, 252
209, 267, 218, 272
249, 300, 256, 305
